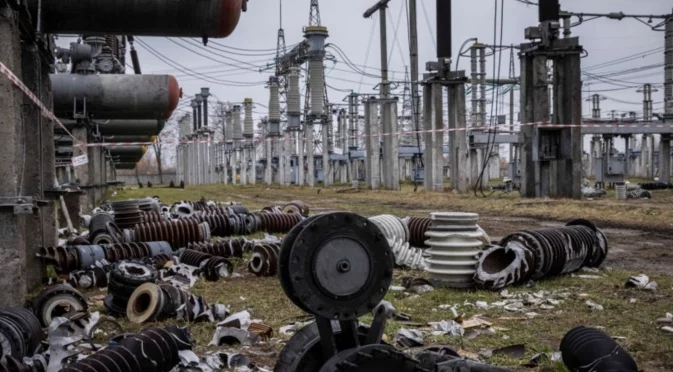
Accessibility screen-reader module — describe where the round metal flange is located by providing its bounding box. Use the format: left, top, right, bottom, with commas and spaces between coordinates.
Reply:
319, 344, 418, 372
284, 213, 393, 321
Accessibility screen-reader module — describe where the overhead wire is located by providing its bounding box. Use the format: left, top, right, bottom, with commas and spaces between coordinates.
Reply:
359, 12, 378, 92
419, 0, 436, 50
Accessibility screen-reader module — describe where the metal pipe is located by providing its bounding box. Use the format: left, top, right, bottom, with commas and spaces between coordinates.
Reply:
28, 0, 245, 37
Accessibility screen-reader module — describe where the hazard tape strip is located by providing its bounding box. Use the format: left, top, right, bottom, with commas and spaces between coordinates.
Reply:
83, 121, 673, 147
0, 61, 83, 148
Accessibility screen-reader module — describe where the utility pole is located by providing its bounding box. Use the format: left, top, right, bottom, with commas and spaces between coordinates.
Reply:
408, 0, 421, 166
364, 0, 399, 190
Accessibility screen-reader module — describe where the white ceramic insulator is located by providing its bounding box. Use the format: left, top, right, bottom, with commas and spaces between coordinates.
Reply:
309, 60, 324, 115
269, 82, 281, 122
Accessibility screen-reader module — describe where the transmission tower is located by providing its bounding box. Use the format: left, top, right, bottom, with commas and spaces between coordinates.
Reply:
309, 0, 321, 26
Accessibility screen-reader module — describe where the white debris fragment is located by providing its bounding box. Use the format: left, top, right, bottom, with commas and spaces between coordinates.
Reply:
525, 312, 539, 318
438, 304, 452, 310
429, 320, 464, 337
551, 351, 562, 361
574, 274, 602, 279
410, 284, 434, 294
475, 301, 489, 309
656, 313, 673, 324
390, 286, 406, 291
218, 311, 252, 331
626, 274, 658, 291
586, 300, 604, 311
629, 298, 637, 304
500, 289, 512, 298
662, 326, 673, 334
539, 304, 555, 310
581, 267, 600, 273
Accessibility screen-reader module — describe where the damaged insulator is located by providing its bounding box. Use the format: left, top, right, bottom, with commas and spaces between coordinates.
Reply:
261, 205, 283, 214
111, 200, 144, 229
67, 266, 109, 289
560, 326, 638, 372
186, 237, 250, 258
60, 325, 191, 372
186, 212, 259, 237
179, 250, 233, 281
257, 212, 302, 234
368, 215, 426, 269
247, 243, 281, 277
627, 189, 652, 199
424, 213, 489, 289
0, 308, 43, 361
405, 217, 432, 249
105, 261, 157, 316
475, 219, 609, 289
127, 283, 228, 324
140, 210, 165, 223
131, 220, 210, 248
38, 242, 173, 274
638, 181, 671, 190
88, 212, 115, 241
0, 355, 45, 372
31, 284, 89, 327
282, 200, 310, 216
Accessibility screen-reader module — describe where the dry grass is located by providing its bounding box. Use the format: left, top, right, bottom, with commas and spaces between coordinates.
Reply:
102, 184, 673, 371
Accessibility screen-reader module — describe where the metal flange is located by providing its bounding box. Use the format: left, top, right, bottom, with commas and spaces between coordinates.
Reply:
279, 212, 393, 321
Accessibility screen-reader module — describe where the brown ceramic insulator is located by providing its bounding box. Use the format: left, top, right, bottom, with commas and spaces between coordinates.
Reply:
282, 200, 310, 217
247, 243, 281, 277
141, 211, 164, 223
133, 220, 206, 248
408, 217, 432, 248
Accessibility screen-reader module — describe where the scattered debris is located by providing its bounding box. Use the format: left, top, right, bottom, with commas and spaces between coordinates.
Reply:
625, 274, 658, 291
210, 327, 260, 346
586, 300, 605, 311
656, 313, 673, 324
429, 320, 464, 337
492, 344, 525, 358
561, 326, 638, 372
395, 329, 425, 347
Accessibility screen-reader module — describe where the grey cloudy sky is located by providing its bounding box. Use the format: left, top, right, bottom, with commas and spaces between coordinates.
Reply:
56, 0, 671, 126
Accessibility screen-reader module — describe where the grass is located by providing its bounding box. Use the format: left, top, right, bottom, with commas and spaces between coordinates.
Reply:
99, 184, 673, 371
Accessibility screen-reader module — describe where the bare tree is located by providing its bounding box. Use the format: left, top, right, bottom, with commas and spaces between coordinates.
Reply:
151, 113, 186, 184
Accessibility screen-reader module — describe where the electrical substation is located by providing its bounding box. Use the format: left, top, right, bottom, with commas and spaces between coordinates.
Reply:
1, 0, 673, 370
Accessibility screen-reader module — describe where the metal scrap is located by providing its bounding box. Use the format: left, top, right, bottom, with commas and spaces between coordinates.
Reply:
394, 329, 425, 347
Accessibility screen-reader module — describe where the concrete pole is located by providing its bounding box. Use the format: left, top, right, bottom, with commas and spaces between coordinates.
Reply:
306, 123, 315, 186
449, 81, 470, 193
422, 83, 433, 189
0, 3, 29, 305
322, 120, 331, 187
265, 137, 273, 184
382, 99, 400, 190
408, 0, 421, 153
298, 128, 305, 186
661, 16, 673, 182
364, 98, 380, 189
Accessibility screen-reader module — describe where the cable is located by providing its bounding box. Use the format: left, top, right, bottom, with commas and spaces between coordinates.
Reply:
419, 0, 436, 50
387, 1, 408, 68
359, 13, 378, 92
170, 38, 268, 72
583, 47, 664, 72
475, 0, 505, 197
135, 38, 266, 87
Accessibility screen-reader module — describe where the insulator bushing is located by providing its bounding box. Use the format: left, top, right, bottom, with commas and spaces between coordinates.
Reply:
475, 219, 609, 290
243, 98, 254, 137
560, 326, 637, 372
257, 212, 302, 234
247, 243, 281, 277
406, 217, 432, 248
132, 220, 208, 248
309, 60, 325, 115
187, 237, 249, 258
269, 78, 281, 123
288, 67, 301, 115
111, 200, 144, 229
232, 105, 243, 140
0, 307, 43, 360
424, 213, 487, 289
282, 200, 310, 217
31, 284, 89, 327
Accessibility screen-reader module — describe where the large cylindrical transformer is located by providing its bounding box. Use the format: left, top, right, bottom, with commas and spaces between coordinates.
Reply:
61, 119, 166, 136
103, 135, 156, 143
28, 0, 245, 38
51, 74, 180, 120
110, 146, 147, 157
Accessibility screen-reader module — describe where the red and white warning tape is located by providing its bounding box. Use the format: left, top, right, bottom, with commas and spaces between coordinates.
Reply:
0, 61, 83, 148
84, 121, 673, 148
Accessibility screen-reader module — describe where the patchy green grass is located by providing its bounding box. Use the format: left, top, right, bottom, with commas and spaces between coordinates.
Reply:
101, 185, 673, 371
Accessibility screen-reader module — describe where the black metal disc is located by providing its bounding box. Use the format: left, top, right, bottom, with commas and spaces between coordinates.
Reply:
318, 344, 421, 372
279, 214, 324, 314
286, 213, 393, 321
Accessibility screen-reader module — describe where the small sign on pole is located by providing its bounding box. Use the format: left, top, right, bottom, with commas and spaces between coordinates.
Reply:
72, 154, 89, 167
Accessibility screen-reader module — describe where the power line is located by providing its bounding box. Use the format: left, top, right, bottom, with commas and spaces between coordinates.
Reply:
134, 38, 266, 87
419, 0, 436, 50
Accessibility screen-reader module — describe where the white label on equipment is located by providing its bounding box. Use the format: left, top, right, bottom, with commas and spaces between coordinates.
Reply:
72, 154, 89, 167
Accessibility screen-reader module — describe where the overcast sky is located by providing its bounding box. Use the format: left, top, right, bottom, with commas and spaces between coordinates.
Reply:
107, 0, 669, 124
